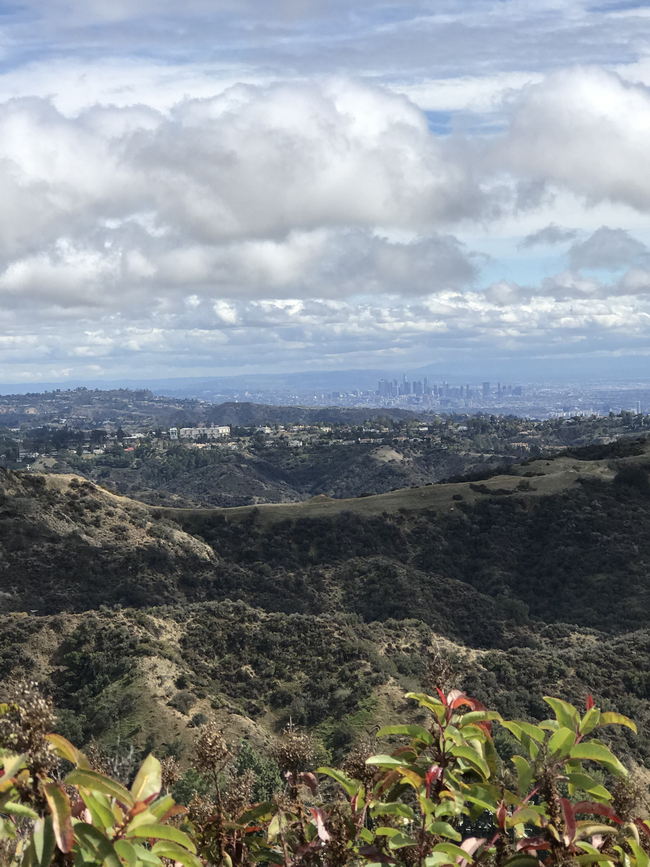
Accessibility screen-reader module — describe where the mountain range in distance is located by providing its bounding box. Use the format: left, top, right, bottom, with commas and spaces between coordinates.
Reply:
2, 358, 650, 399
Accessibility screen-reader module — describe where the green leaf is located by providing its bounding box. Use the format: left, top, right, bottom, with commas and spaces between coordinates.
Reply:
405, 693, 446, 723
425, 855, 457, 867
547, 726, 576, 759
28, 817, 56, 867
388, 832, 419, 850
483, 734, 499, 777
543, 697, 579, 730
82, 791, 118, 830
130, 754, 162, 802
250, 843, 284, 864
396, 767, 425, 789
574, 821, 619, 838
427, 821, 462, 841
508, 806, 545, 828
626, 838, 650, 867
579, 707, 601, 736
569, 743, 627, 778
267, 813, 282, 842
124, 807, 160, 832
375, 827, 418, 849
148, 794, 175, 821
575, 841, 617, 864
151, 841, 203, 867
460, 711, 502, 725
43, 782, 74, 853
598, 712, 637, 733
3, 800, 38, 818
449, 745, 489, 779
1, 753, 26, 780
372, 802, 416, 820
574, 854, 616, 865
72, 822, 122, 867
113, 839, 142, 867
377, 724, 434, 745
365, 754, 408, 768
316, 767, 360, 798
502, 720, 545, 744
433, 842, 473, 861
129, 822, 197, 853
46, 733, 90, 769
511, 755, 533, 793
66, 768, 134, 807
464, 793, 499, 813
566, 773, 612, 801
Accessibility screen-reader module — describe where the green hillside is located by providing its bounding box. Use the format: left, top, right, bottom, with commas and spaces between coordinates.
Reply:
2, 440, 650, 766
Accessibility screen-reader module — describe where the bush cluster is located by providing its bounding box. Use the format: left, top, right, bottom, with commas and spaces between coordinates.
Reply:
1, 685, 649, 866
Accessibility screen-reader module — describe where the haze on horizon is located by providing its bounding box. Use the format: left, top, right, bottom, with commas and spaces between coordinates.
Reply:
1, 0, 650, 386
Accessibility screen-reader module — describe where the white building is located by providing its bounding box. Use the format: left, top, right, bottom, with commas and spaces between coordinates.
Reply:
176, 425, 231, 441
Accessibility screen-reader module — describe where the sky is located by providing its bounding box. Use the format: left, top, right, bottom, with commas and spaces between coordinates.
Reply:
1, 1, 650, 383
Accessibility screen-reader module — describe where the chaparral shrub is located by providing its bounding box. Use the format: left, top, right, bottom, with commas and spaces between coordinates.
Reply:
1, 686, 649, 865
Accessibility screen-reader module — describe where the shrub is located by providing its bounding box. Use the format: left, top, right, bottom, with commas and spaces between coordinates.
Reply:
168, 689, 197, 714
1, 688, 649, 866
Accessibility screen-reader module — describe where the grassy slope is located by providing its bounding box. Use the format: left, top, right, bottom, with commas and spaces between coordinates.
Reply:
162, 453, 618, 524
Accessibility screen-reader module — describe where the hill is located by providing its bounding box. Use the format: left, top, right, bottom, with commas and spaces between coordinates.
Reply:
0, 469, 217, 612
2, 441, 650, 763
203, 401, 419, 425
79, 441, 477, 508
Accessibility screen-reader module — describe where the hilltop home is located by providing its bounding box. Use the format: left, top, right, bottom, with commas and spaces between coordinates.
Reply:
174, 425, 231, 441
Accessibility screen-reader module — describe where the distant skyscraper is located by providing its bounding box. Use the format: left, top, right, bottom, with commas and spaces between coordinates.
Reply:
378, 379, 390, 397
482, 381, 490, 398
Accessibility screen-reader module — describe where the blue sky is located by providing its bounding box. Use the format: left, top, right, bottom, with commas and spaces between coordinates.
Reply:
0, 0, 649, 382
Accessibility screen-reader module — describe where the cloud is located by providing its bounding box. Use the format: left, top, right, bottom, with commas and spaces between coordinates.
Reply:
486, 260, 650, 306
0, 81, 484, 254
6, 286, 650, 383
519, 223, 578, 248
4, 1, 649, 100
0, 78, 489, 322
500, 68, 650, 211
2, 3, 650, 380
0, 229, 478, 311
568, 226, 648, 270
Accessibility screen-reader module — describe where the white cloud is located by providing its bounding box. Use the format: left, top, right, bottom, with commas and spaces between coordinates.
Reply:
1, 2, 650, 380
500, 68, 650, 211
0, 81, 485, 259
